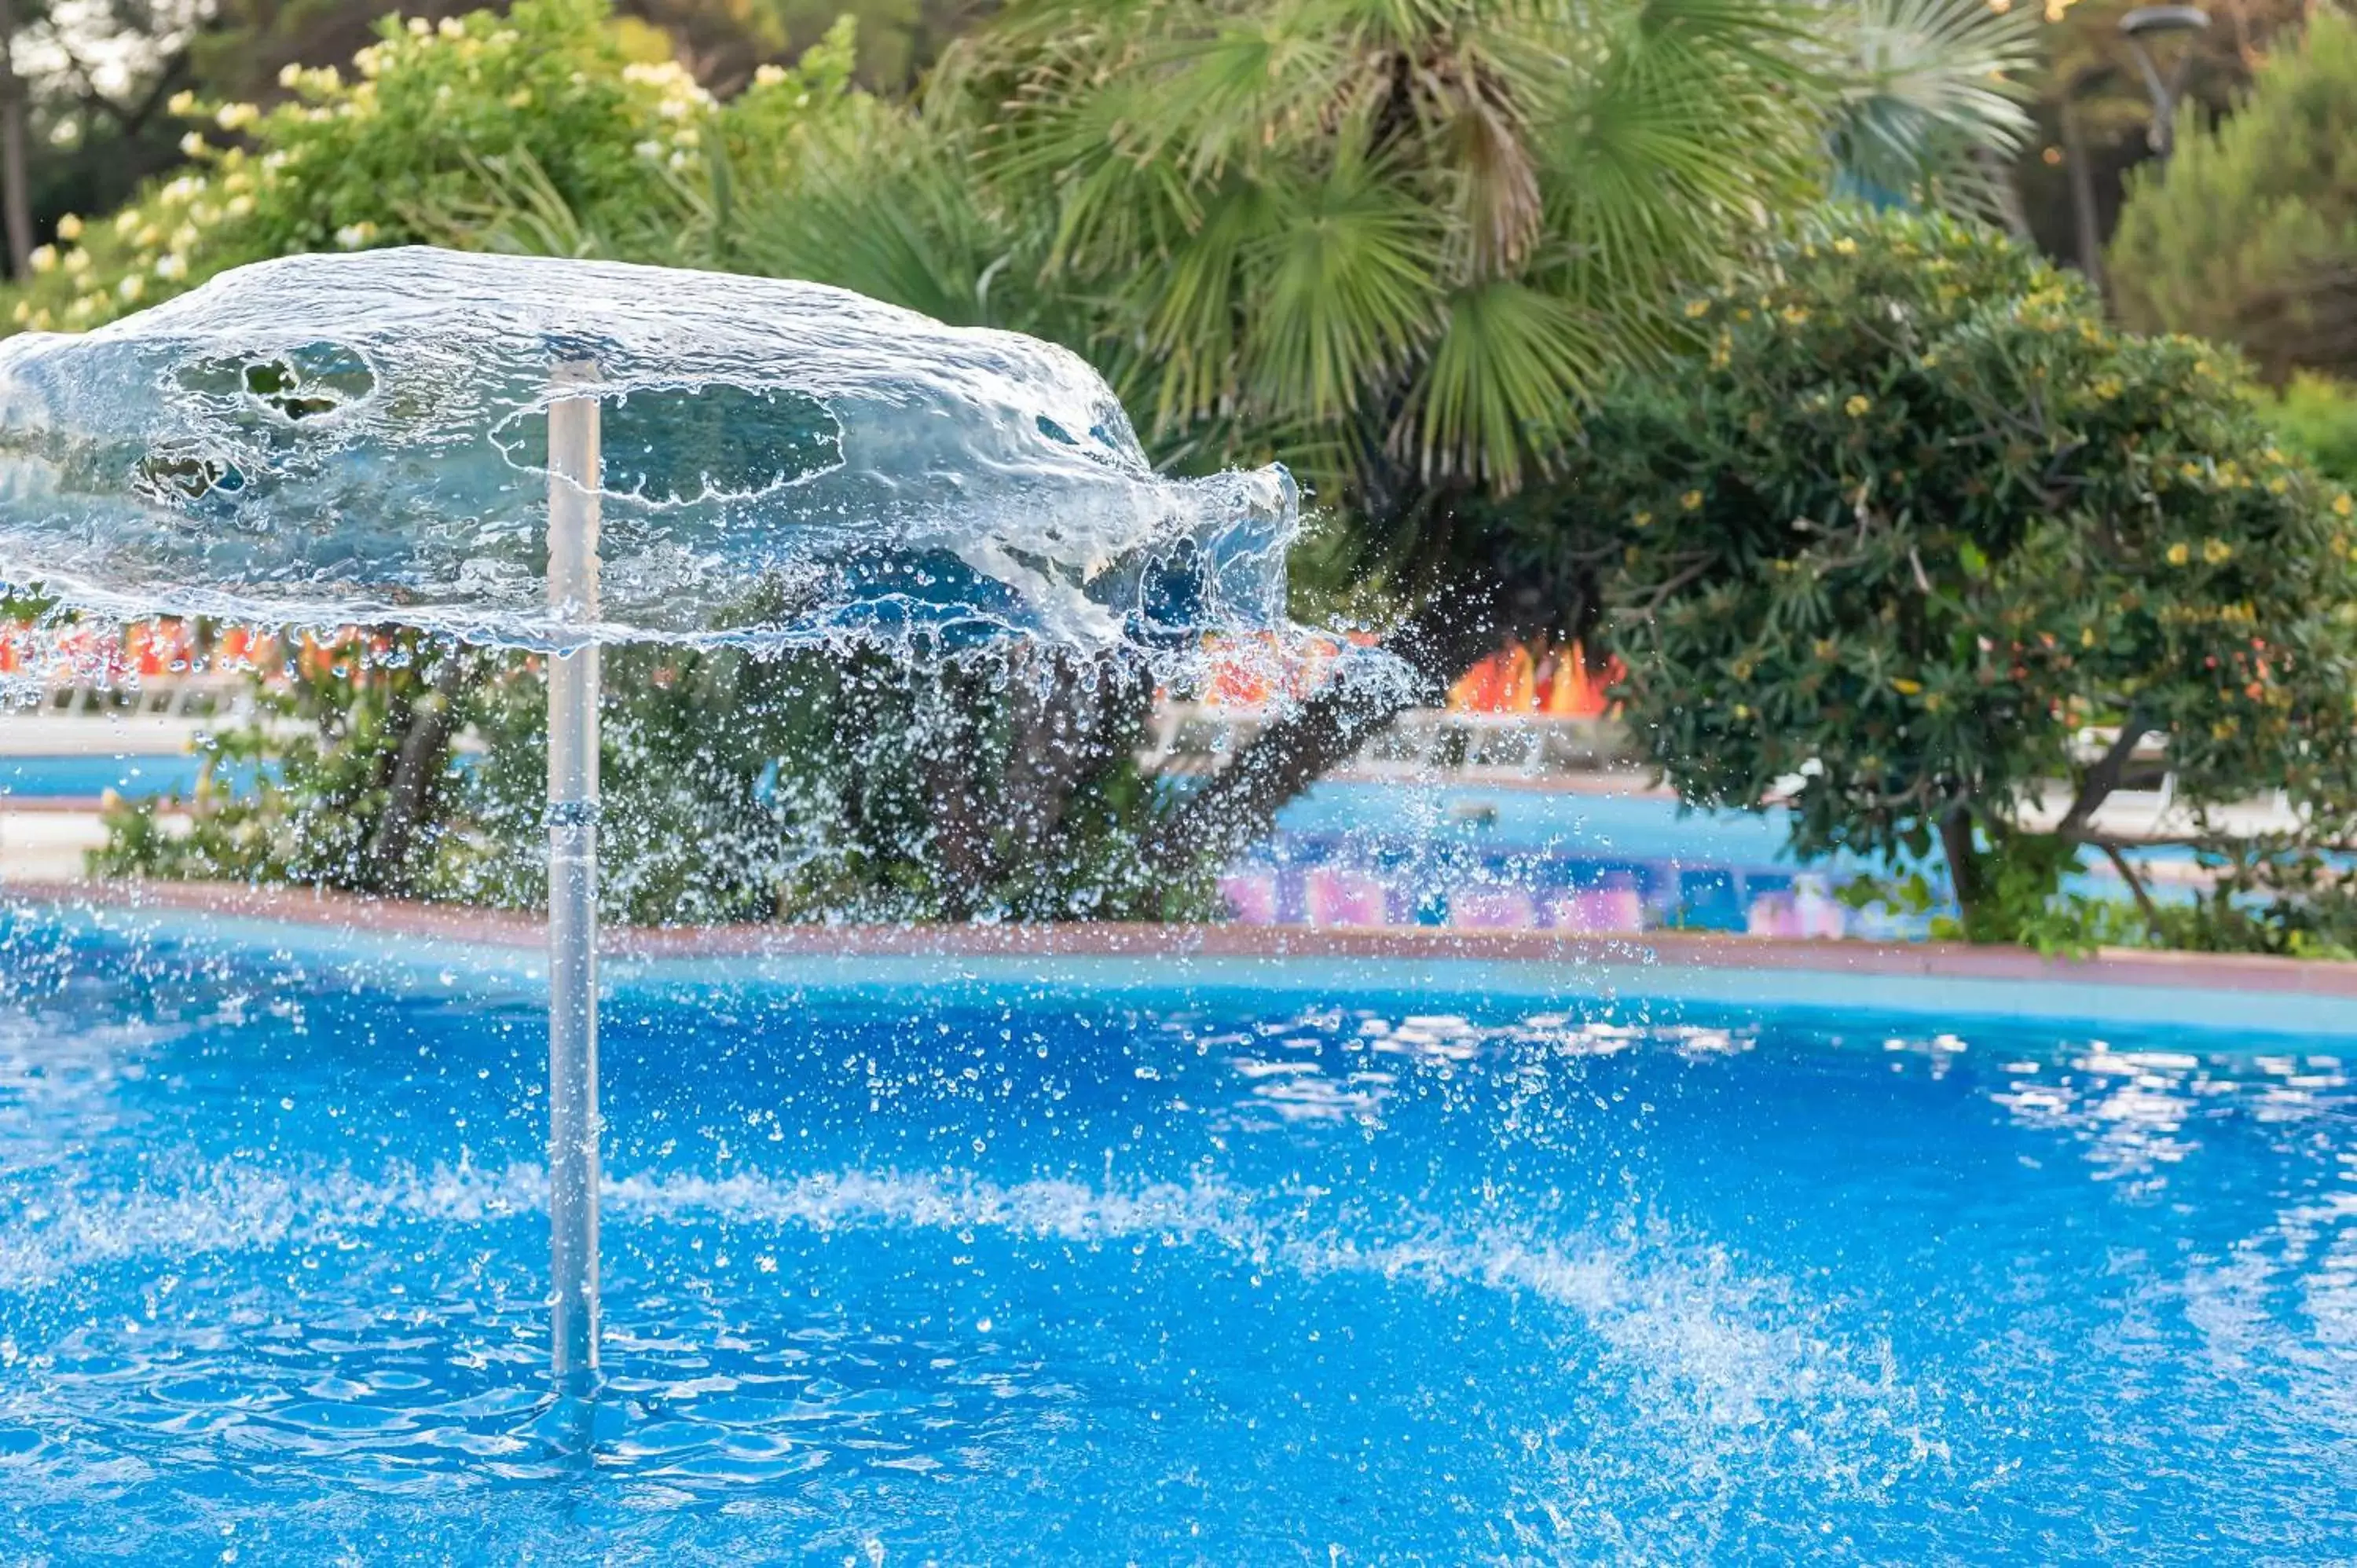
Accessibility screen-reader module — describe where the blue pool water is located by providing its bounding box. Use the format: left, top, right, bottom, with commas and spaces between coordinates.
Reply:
0, 754, 216, 800
1, 910, 2352, 1563
1255, 781, 2205, 935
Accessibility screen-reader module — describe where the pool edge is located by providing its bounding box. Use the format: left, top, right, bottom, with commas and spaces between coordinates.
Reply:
8, 877, 2356, 1039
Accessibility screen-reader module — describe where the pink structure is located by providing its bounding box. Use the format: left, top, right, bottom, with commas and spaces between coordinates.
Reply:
1218, 873, 1280, 925
1305, 867, 1387, 928
1545, 885, 1647, 936
1747, 881, 1848, 940
1450, 887, 1538, 930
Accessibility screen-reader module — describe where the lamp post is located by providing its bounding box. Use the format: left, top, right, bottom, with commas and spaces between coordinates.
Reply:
2119, 5, 2212, 161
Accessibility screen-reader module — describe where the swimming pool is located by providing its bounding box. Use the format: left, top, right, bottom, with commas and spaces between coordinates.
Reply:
1, 908, 2351, 1562
0, 753, 216, 800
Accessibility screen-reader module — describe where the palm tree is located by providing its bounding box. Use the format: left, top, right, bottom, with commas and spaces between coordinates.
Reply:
424, 0, 2047, 893
895, 0, 1827, 872
709, 0, 2041, 882
1821, 0, 2039, 227
951, 0, 1823, 499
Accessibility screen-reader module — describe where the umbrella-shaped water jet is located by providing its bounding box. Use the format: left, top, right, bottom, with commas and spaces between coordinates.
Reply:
0, 246, 1307, 1403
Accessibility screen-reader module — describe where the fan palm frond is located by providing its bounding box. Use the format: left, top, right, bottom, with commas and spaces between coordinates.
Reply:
1819, 0, 2039, 219
1410, 279, 1613, 489
960, 0, 1825, 500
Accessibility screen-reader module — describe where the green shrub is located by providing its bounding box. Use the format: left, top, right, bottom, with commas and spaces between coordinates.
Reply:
2266, 372, 2357, 486
2108, 10, 2357, 384
91, 632, 474, 896
1548, 205, 2357, 946
97, 639, 1218, 925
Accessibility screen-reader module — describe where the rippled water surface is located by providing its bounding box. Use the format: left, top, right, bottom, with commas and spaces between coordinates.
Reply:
2, 911, 2353, 1563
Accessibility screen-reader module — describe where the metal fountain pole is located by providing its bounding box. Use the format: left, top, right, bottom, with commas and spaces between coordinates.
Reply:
546, 361, 602, 1399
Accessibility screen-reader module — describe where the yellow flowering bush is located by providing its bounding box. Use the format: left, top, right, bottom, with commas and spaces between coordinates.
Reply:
1535, 205, 2357, 944
0, 0, 860, 334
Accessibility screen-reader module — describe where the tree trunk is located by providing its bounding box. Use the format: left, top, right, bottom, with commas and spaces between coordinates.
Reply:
919, 661, 992, 914
365, 649, 467, 892
994, 647, 1152, 911
1938, 804, 1982, 929
1002, 650, 1093, 855
2099, 840, 2166, 939
0, 0, 33, 278
2060, 97, 2104, 300
2055, 716, 2150, 842
1138, 589, 1503, 879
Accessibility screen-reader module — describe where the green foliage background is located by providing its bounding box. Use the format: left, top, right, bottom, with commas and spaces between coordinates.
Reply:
6, 0, 859, 328
2266, 372, 2357, 486
2108, 8, 2357, 385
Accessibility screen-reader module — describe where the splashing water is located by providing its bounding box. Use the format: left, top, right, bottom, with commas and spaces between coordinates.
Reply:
4, 913, 2354, 1559
0, 247, 1297, 653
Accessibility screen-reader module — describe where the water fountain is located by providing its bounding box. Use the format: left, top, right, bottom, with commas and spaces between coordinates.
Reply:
2, 247, 2349, 1563
0, 245, 1300, 1398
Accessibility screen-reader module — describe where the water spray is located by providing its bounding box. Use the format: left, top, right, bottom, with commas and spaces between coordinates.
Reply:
0, 244, 1309, 1421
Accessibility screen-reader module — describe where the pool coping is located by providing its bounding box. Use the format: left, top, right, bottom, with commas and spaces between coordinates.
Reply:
8, 875, 2356, 996
13, 877, 2357, 1039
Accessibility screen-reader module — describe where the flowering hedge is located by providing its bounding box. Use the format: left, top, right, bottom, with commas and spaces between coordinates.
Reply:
1537, 206, 2357, 940
0, 0, 853, 332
